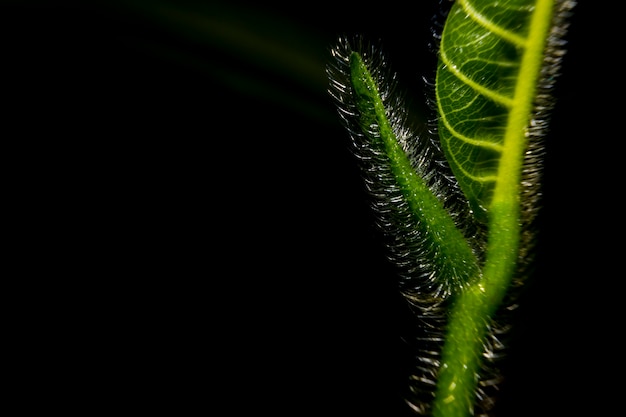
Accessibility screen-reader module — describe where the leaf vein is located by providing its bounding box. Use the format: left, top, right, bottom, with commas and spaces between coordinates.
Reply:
439, 48, 514, 108
437, 101, 504, 153
445, 147, 498, 184
459, 0, 528, 47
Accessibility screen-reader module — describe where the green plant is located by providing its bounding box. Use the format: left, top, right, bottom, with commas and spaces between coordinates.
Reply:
327, 0, 576, 416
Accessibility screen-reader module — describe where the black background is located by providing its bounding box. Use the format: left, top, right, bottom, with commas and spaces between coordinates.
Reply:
4, 1, 616, 416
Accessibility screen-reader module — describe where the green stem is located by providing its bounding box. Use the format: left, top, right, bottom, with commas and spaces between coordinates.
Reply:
432, 1, 555, 416
432, 204, 521, 417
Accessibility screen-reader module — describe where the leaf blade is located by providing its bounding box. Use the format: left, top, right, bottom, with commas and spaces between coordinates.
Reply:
436, 0, 550, 221
328, 37, 481, 296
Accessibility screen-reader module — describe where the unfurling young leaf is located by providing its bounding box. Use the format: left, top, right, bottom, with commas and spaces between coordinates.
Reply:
327, 1, 576, 416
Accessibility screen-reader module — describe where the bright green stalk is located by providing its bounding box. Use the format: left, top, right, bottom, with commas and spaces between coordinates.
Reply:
432, 1, 557, 416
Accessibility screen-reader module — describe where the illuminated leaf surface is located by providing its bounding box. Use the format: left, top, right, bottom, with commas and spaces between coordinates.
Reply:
436, 0, 548, 221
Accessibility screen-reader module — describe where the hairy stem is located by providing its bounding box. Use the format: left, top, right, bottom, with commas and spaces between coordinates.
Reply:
432, 1, 555, 416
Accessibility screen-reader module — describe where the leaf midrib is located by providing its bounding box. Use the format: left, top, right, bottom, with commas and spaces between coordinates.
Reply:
489, 0, 554, 216
458, 0, 528, 47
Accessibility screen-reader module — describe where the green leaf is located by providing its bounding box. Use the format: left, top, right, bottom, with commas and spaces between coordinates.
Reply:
349, 52, 482, 288
436, 0, 555, 223
328, 39, 481, 296
432, 1, 575, 416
